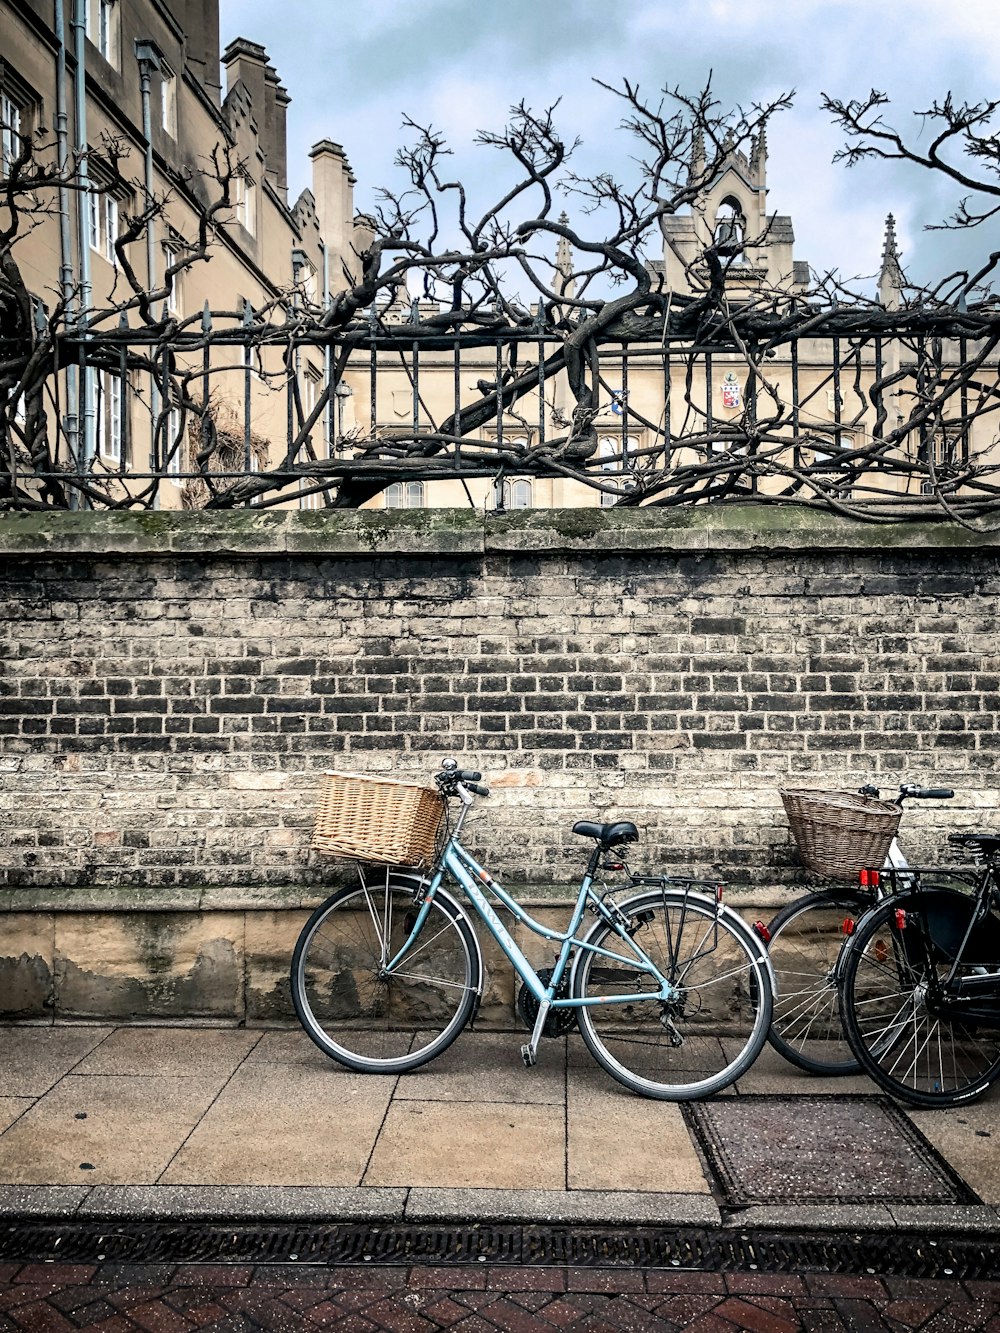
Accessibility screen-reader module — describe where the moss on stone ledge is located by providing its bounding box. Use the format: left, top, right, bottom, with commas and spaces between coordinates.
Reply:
0, 503, 997, 557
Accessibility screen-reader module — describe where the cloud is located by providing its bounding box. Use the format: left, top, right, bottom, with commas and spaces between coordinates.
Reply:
220, 0, 1000, 287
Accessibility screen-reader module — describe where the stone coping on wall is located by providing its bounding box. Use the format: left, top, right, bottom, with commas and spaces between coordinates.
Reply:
0, 881, 791, 913
1, 504, 998, 556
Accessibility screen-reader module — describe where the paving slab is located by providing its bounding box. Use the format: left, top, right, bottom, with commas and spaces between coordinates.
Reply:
72, 1026, 261, 1079
404, 1187, 722, 1226
364, 1100, 565, 1190
566, 1068, 709, 1194
159, 1062, 396, 1187
0, 1074, 225, 1185
0, 1026, 112, 1097
79, 1185, 408, 1220
729, 1042, 879, 1096
391, 1032, 566, 1105
242, 1029, 331, 1067
906, 1095, 1000, 1205
0, 1099, 32, 1132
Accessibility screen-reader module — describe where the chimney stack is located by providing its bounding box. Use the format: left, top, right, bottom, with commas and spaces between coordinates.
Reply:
310, 140, 357, 284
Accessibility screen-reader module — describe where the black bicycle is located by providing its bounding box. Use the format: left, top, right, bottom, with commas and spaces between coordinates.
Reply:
765, 783, 954, 1076
837, 832, 1000, 1107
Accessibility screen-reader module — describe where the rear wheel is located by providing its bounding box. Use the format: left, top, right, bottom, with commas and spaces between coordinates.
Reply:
766, 891, 870, 1075
572, 889, 773, 1100
291, 867, 480, 1074
839, 896, 1000, 1108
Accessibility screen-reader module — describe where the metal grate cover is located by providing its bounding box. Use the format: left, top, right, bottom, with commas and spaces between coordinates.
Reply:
683, 1095, 980, 1208
2, 1220, 1000, 1279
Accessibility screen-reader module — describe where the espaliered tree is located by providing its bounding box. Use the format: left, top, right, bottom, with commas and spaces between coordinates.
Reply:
1, 78, 1000, 519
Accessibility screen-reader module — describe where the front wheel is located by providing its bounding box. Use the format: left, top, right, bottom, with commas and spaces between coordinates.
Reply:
839, 895, 1000, 1108
571, 889, 773, 1100
291, 867, 481, 1074
766, 890, 871, 1075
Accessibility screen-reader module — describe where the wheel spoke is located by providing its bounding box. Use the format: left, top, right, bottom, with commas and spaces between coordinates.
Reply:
291, 880, 477, 1073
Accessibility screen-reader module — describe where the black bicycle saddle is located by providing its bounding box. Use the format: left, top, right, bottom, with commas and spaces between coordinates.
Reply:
572, 820, 639, 848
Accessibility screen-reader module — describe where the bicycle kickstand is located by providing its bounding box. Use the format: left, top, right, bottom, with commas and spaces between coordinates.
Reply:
521, 1000, 551, 1067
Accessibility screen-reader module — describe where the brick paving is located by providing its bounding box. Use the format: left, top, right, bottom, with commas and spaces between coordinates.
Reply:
1, 1263, 1000, 1332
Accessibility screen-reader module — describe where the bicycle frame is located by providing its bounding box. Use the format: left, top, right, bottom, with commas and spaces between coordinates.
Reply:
385, 833, 679, 1013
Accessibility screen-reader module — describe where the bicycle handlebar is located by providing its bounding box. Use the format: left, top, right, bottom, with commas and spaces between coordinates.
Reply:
858, 783, 954, 802
434, 760, 489, 799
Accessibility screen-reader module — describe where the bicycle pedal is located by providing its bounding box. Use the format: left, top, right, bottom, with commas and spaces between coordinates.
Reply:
520, 1043, 536, 1068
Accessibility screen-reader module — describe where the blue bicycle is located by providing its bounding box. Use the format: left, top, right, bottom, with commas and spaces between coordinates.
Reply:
291, 760, 774, 1100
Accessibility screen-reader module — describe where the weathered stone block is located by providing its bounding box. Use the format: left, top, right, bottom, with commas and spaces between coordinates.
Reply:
0, 914, 54, 1019
52, 912, 243, 1021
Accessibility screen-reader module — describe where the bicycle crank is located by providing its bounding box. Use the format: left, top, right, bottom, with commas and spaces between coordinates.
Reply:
517, 967, 578, 1036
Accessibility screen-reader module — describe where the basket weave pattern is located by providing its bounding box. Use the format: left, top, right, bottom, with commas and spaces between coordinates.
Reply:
312, 771, 446, 866
780, 788, 902, 880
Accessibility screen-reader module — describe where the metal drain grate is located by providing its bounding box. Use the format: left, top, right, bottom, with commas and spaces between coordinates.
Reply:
2, 1221, 1000, 1279
683, 1095, 980, 1208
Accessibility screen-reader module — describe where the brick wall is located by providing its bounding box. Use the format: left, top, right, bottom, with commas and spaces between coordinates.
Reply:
1, 507, 998, 1021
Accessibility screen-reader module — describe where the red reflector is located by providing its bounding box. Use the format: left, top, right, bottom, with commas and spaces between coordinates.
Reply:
871, 870, 881, 888
895, 908, 907, 930
716, 884, 724, 902
843, 917, 856, 936
606, 862, 624, 871
860, 869, 869, 887
753, 920, 771, 944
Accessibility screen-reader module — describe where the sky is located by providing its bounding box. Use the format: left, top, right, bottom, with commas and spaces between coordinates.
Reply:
218, 0, 1000, 295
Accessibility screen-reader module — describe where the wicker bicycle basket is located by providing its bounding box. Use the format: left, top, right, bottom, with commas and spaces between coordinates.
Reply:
312, 771, 446, 867
780, 788, 902, 880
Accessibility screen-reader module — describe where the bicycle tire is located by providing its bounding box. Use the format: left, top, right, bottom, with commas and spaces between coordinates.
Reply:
839, 895, 1000, 1108
291, 867, 481, 1074
571, 888, 773, 1100
766, 890, 871, 1075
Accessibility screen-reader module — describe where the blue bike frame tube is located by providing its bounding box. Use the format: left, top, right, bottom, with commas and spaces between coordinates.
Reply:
384, 835, 673, 1009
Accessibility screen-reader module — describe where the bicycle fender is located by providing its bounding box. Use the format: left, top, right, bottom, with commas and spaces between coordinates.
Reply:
386, 870, 485, 1000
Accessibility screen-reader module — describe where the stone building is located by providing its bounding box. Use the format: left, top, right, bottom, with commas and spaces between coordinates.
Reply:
1, 0, 361, 504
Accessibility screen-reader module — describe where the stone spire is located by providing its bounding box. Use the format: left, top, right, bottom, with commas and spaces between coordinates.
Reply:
750, 123, 767, 184
555, 212, 575, 300
689, 126, 706, 183
878, 213, 904, 310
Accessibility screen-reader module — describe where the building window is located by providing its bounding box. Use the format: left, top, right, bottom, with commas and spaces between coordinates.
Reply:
813, 438, 853, 499
598, 434, 638, 506
293, 253, 318, 305
494, 477, 532, 510
88, 190, 119, 265
1, 91, 24, 177
88, 0, 120, 65
385, 480, 425, 509
159, 64, 176, 136
301, 363, 326, 454
233, 172, 255, 235
164, 405, 185, 479
162, 240, 184, 315
87, 368, 124, 464
920, 425, 962, 493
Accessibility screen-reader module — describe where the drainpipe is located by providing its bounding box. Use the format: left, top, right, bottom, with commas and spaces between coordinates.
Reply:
53, 0, 79, 473
71, 0, 92, 476
319, 239, 332, 450
135, 40, 163, 498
